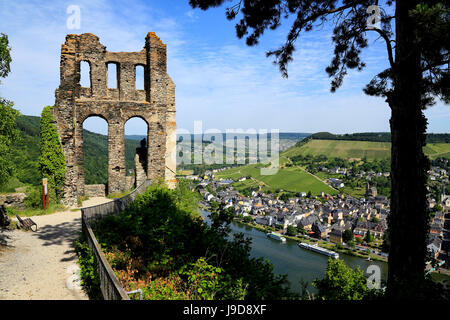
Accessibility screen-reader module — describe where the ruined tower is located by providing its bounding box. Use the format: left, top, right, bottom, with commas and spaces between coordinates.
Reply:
53, 33, 176, 206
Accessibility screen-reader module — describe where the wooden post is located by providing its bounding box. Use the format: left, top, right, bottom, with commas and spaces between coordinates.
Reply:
42, 178, 49, 209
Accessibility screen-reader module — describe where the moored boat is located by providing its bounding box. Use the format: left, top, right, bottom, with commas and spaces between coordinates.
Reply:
267, 232, 286, 242
298, 242, 339, 259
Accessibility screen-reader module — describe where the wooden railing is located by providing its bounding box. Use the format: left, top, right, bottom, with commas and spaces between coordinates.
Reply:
80, 180, 152, 300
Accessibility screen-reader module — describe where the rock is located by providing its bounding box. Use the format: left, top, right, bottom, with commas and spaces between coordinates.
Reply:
84, 184, 106, 198
0, 204, 11, 228
0, 193, 27, 209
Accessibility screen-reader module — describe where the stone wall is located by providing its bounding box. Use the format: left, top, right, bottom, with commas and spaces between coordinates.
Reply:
125, 176, 134, 191
52, 33, 176, 206
84, 184, 106, 197
0, 193, 27, 209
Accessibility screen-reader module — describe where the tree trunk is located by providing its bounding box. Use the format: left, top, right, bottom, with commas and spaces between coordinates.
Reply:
387, 0, 430, 298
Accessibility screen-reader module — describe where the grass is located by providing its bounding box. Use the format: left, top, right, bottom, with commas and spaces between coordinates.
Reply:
423, 143, 450, 159
229, 179, 261, 193
216, 164, 337, 195
340, 186, 366, 199
283, 139, 391, 160
283, 139, 450, 160
77, 195, 90, 207
273, 139, 450, 198
106, 189, 133, 199
0, 177, 26, 193
6, 203, 67, 217
431, 272, 450, 289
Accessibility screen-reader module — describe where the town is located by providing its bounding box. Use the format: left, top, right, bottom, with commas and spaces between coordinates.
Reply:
185, 162, 450, 270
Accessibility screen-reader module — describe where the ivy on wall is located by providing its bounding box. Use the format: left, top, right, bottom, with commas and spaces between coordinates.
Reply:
38, 106, 66, 202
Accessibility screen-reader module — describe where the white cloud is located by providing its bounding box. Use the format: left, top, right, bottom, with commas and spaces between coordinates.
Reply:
0, 0, 446, 136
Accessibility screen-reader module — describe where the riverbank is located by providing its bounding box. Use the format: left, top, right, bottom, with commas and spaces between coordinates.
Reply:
199, 201, 388, 263
234, 218, 388, 263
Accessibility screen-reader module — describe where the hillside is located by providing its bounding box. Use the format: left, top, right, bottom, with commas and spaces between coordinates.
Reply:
284, 139, 450, 160
215, 164, 338, 196
11, 115, 310, 187
11, 115, 140, 186
308, 131, 450, 143
283, 139, 391, 160
11, 115, 450, 190
214, 136, 450, 197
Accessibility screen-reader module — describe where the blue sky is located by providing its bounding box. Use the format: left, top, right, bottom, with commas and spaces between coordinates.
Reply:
0, 0, 448, 135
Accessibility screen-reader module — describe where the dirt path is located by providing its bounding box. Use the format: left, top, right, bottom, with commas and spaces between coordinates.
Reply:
0, 197, 112, 300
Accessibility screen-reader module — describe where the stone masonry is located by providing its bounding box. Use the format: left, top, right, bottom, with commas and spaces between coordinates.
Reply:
52, 33, 177, 206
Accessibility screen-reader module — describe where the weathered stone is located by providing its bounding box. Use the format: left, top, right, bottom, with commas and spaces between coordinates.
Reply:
52, 33, 176, 206
0, 205, 11, 228
125, 176, 134, 191
0, 193, 27, 209
84, 184, 106, 197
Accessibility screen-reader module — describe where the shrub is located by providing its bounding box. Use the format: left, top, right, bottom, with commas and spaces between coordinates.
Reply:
179, 257, 222, 300
89, 182, 296, 300
24, 186, 42, 209
313, 258, 375, 300
74, 236, 103, 300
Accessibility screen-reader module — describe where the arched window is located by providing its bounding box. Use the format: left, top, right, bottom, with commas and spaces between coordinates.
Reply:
124, 117, 148, 181
82, 116, 108, 185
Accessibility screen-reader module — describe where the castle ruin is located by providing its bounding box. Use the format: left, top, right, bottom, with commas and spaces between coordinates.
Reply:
52, 33, 176, 206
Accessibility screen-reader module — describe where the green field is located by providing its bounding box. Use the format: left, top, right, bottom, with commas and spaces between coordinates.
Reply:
423, 143, 450, 159
283, 139, 391, 160
215, 138, 450, 197
283, 139, 450, 160
216, 164, 337, 195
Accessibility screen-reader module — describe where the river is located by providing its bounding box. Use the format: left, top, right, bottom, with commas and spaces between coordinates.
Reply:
201, 210, 388, 295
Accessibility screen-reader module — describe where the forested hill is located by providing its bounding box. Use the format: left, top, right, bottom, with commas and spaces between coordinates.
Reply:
12, 115, 450, 187
306, 132, 450, 143
12, 115, 140, 186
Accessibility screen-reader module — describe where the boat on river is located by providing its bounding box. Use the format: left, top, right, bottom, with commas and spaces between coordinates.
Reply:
298, 242, 339, 259
267, 232, 286, 242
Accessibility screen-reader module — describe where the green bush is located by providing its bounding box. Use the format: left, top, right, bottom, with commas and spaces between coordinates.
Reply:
24, 186, 42, 209
0, 176, 23, 193
313, 259, 376, 300
179, 257, 222, 300
286, 225, 297, 236
90, 182, 296, 300
74, 236, 103, 300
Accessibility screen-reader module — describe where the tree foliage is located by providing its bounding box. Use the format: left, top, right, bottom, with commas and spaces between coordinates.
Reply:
38, 106, 66, 201
190, 0, 448, 102
0, 33, 11, 81
10, 115, 41, 186
364, 230, 374, 243
189, 0, 450, 298
0, 99, 20, 187
313, 258, 375, 300
92, 181, 297, 300
0, 33, 19, 188
343, 228, 354, 243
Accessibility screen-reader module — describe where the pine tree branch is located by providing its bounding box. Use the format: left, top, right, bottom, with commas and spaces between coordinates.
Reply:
364, 27, 395, 68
